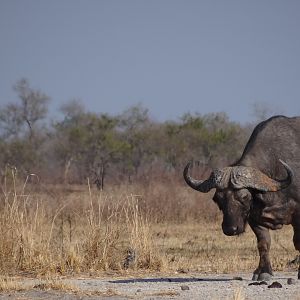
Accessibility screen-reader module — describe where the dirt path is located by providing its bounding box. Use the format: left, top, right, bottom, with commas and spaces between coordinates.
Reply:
0, 272, 299, 299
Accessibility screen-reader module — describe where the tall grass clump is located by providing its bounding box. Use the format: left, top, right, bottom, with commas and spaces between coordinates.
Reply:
0, 170, 166, 275
81, 181, 165, 272
123, 195, 166, 270
0, 168, 65, 274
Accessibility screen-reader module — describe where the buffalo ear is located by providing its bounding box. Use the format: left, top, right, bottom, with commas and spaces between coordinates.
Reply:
253, 192, 275, 208
253, 192, 265, 204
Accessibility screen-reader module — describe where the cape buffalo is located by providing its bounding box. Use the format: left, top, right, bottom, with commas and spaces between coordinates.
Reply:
183, 115, 300, 281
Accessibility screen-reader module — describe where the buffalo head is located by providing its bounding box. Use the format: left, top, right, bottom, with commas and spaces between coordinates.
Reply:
183, 160, 293, 236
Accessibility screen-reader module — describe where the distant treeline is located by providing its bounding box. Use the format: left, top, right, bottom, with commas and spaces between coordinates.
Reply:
0, 79, 254, 188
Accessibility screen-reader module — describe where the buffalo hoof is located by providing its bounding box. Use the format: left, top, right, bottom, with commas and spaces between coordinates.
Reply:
252, 272, 273, 281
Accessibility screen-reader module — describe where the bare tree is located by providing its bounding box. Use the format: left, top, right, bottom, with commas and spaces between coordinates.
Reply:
60, 98, 85, 120
0, 79, 50, 176
251, 101, 284, 122
0, 103, 23, 138
13, 78, 50, 139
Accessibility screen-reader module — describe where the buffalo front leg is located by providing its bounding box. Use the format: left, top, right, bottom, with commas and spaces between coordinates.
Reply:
250, 223, 273, 281
292, 224, 300, 279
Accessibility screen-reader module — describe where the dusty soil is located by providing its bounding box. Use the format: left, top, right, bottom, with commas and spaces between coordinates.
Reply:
0, 272, 299, 300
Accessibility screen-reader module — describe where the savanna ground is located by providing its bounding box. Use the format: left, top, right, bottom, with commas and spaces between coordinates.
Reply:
0, 170, 299, 299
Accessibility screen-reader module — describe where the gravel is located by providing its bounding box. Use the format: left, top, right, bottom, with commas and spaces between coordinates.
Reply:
0, 272, 299, 299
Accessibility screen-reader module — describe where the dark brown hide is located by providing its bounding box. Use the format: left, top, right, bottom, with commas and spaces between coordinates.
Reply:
183, 116, 300, 280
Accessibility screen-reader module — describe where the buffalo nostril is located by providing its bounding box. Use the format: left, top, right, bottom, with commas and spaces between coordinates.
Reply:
232, 226, 238, 233
223, 225, 239, 236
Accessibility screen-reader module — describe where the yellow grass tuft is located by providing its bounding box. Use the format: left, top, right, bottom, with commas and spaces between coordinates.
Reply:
0, 276, 31, 292
34, 278, 79, 293
147, 290, 180, 297
233, 287, 245, 300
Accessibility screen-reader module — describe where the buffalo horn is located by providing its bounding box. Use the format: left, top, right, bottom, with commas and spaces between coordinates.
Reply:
183, 161, 232, 193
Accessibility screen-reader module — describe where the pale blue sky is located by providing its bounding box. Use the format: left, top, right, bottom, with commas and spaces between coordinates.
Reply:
0, 0, 300, 123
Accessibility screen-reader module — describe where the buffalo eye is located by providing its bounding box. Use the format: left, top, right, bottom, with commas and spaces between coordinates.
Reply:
236, 190, 251, 207
213, 193, 224, 210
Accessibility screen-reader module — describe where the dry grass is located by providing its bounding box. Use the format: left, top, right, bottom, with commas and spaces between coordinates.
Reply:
0, 276, 31, 292
233, 287, 245, 300
33, 278, 79, 292
147, 290, 181, 297
152, 221, 296, 274
0, 276, 129, 298
0, 168, 297, 277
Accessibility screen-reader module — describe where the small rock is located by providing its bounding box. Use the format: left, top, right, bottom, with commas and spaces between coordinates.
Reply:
248, 282, 259, 286
181, 285, 190, 291
136, 289, 142, 292
268, 281, 282, 288
248, 281, 267, 286
287, 278, 296, 285
177, 268, 189, 274
233, 276, 243, 281
34, 283, 47, 289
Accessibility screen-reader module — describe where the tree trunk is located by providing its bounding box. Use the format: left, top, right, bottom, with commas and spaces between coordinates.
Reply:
63, 157, 73, 184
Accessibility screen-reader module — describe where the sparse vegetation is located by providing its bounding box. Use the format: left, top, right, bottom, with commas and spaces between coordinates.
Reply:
0, 167, 297, 277
0, 276, 30, 292
233, 287, 245, 300
0, 79, 253, 187
33, 278, 79, 293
